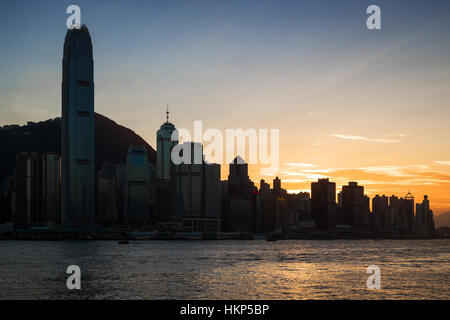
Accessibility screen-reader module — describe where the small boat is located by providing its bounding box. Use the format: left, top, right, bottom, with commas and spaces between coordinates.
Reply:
266, 234, 278, 242
118, 239, 129, 244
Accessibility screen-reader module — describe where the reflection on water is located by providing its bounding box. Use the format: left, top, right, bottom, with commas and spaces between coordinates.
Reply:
0, 240, 448, 299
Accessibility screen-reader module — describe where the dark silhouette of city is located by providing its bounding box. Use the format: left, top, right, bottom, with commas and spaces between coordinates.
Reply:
0, 25, 439, 240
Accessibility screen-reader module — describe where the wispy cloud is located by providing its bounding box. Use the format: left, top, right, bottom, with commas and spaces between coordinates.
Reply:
435, 161, 450, 166
284, 163, 317, 168
358, 165, 417, 177
283, 173, 328, 181
388, 133, 408, 137
409, 165, 430, 170
307, 111, 321, 118
331, 134, 400, 143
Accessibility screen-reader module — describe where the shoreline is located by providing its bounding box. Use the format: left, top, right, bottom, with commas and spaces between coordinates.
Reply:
0, 231, 448, 241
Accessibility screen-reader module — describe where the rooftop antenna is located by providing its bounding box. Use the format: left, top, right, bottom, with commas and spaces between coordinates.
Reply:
166, 104, 169, 123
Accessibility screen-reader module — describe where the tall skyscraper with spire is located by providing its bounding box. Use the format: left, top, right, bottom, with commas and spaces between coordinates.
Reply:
157, 105, 177, 180
61, 25, 95, 228
156, 106, 178, 221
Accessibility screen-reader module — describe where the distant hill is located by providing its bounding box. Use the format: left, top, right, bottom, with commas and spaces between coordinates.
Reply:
0, 113, 155, 177
435, 211, 450, 228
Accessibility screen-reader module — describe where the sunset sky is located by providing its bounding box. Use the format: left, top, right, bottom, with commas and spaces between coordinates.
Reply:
1, 0, 449, 214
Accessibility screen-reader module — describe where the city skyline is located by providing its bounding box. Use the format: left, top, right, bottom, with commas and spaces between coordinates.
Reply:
1, 0, 450, 214
0, 2, 448, 303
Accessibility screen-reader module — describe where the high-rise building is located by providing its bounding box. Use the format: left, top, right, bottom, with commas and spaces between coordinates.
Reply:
172, 142, 204, 219
372, 195, 389, 231
339, 182, 369, 228
223, 157, 258, 232
125, 145, 151, 223
273, 176, 281, 195
403, 192, 415, 233
15, 153, 40, 229
14, 153, 61, 229
96, 161, 118, 225
41, 154, 61, 224
389, 193, 414, 234
114, 163, 127, 223
227, 156, 254, 197
416, 195, 435, 234
171, 142, 221, 232
311, 178, 337, 230
156, 107, 178, 222
203, 162, 221, 224
388, 195, 400, 233
157, 106, 177, 180
96, 176, 117, 225
61, 25, 95, 229
259, 177, 289, 232
260, 179, 270, 194
287, 192, 312, 225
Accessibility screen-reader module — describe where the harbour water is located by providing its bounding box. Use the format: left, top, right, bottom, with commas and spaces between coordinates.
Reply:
0, 240, 448, 299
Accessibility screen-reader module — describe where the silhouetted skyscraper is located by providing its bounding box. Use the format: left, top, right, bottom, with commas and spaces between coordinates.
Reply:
41, 154, 61, 224
203, 162, 221, 226
403, 192, 415, 233
125, 145, 150, 223
171, 143, 221, 232
416, 195, 435, 234
273, 176, 281, 196
96, 161, 118, 225
259, 177, 288, 232
287, 192, 312, 224
156, 107, 177, 221
157, 106, 177, 181
339, 182, 369, 228
61, 25, 95, 228
389, 193, 414, 234
372, 195, 389, 231
228, 156, 253, 197
172, 142, 203, 219
311, 178, 336, 230
15, 153, 60, 229
223, 157, 258, 232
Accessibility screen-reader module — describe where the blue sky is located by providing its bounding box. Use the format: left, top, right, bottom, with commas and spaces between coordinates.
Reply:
1, 0, 450, 211
1, 0, 450, 127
